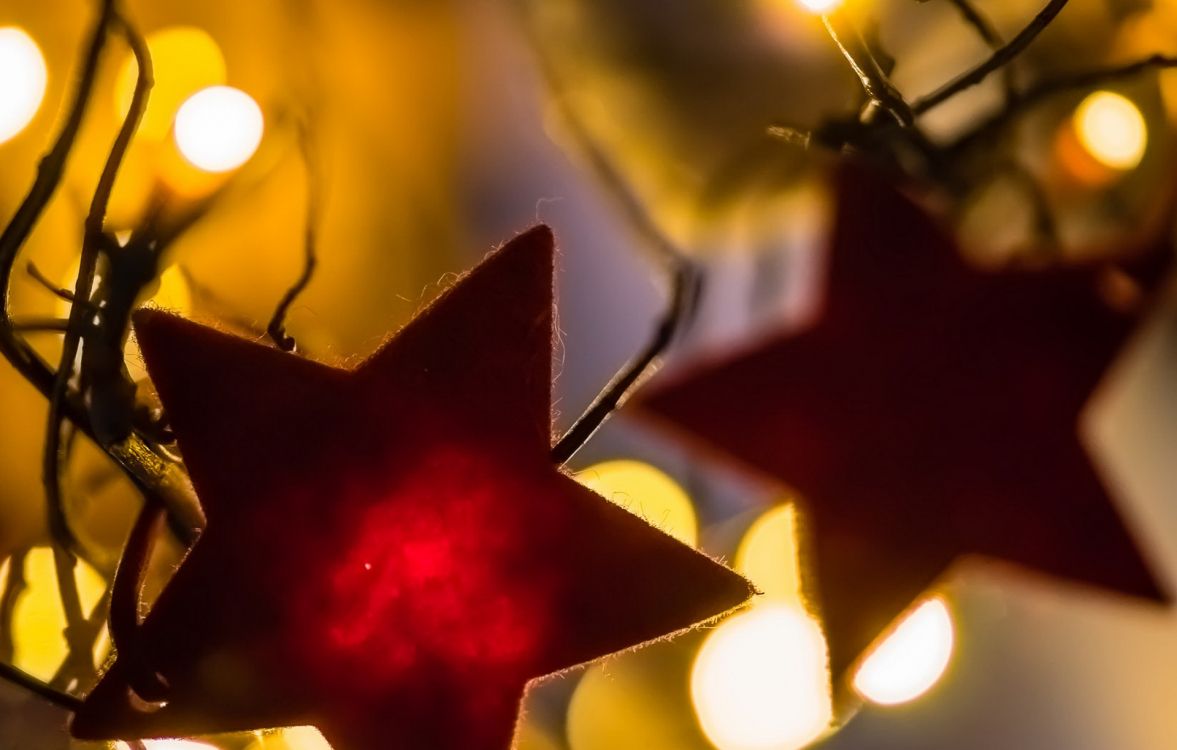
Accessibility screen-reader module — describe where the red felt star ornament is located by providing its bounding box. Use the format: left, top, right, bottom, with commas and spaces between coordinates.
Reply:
70, 226, 752, 749
640, 167, 1171, 681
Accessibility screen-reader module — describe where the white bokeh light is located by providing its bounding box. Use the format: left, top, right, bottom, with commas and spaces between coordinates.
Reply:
1074, 91, 1147, 170
796, 0, 843, 14
853, 597, 954, 706
691, 605, 831, 750
174, 85, 263, 172
0, 27, 48, 145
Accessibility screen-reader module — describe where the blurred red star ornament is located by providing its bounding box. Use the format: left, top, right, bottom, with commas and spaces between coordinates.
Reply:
70, 226, 751, 750
641, 168, 1171, 680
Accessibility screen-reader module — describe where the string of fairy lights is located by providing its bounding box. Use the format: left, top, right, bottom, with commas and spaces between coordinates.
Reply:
0, 25, 262, 175
0, 4, 1163, 750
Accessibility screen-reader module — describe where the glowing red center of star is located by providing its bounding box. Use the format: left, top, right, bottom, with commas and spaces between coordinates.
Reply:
317, 445, 554, 680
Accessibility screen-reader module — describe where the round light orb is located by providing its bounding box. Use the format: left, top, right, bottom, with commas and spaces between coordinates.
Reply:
1074, 91, 1147, 170
796, 0, 843, 14
691, 605, 831, 750
575, 460, 698, 547
0, 27, 48, 145
735, 505, 803, 603
174, 85, 263, 173
115, 26, 226, 141
852, 597, 954, 706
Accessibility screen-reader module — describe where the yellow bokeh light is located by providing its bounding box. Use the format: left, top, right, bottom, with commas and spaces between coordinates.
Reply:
735, 505, 804, 604
243, 727, 334, 750
0, 27, 48, 145
575, 460, 698, 547
174, 86, 264, 173
117, 741, 221, 750
796, 0, 843, 15
691, 605, 832, 750
10, 548, 106, 681
1074, 91, 1147, 170
852, 597, 954, 706
114, 26, 227, 142
567, 658, 688, 750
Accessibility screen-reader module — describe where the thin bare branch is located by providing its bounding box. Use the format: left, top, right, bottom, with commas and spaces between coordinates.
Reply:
26, 262, 78, 304
946, 0, 1003, 48
822, 11, 915, 127
551, 259, 699, 465
268, 120, 320, 352
0, 0, 117, 319
520, 9, 706, 463
944, 0, 1016, 99
0, 660, 83, 711
951, 53, 1177, 152
44, 7, 154, 557
913, 0, 1069, 114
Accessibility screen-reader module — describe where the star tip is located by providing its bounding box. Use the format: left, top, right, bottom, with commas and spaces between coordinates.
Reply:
507, 224, 556, 256
711, 564, 760, 613
131, 305, 169, 327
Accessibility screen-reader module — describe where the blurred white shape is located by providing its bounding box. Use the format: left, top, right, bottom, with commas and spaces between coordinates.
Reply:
1074, 91, 1147, 170
796, 0, 842, 13
0, 27, 48, 144
174, 85, 263, 172
691, 604, 831, 750
853, 597, 954, 706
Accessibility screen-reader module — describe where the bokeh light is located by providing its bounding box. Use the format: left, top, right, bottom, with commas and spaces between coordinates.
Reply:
568, 657, 692, 750
7, 548, 106, 681
852, 597, 954, 706
243, 727, 334, 750
795, 0, 843, 15
692, 605, 832, 750
1074, 91, 1147, 170
575, 460, 698, 546
735, 505, 803, 602
174, 86, 264, 173
0, 27, 48, 145
115, 26, 227, 142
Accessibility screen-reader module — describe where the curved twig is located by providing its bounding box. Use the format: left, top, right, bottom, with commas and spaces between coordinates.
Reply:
517, 6, 704, 463
0, 0, 117, 319
822, 11, 915, 127
912, 0, 1069, 114
0, 660, 83, 711
950, 54, 1177, 153
44, 7, 154, 555
551, 259, 699, 465
268, 120, 320, 352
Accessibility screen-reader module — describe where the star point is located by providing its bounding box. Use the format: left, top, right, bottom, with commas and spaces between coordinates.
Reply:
73, 226, 751, 750
642, 167, 1169, 680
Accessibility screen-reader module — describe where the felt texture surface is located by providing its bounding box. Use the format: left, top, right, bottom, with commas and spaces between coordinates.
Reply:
70, 226, 752, 750
640, 168, 1170, 681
